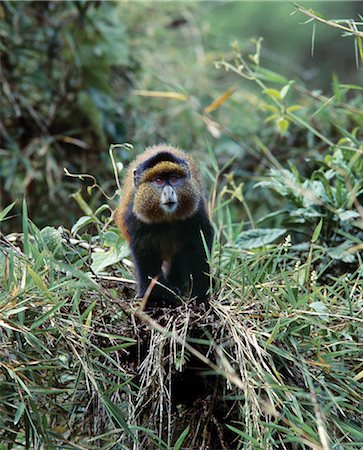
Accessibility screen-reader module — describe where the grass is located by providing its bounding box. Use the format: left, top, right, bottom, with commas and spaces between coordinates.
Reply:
1, 174, 362, 449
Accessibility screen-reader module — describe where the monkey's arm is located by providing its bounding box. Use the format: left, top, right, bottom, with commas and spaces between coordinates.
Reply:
131, 243, 161, 298
132, 242, 182, 302
167, 209, 213, 301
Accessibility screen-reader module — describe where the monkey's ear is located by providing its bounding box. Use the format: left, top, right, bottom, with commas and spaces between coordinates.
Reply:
133, 168, 140, 186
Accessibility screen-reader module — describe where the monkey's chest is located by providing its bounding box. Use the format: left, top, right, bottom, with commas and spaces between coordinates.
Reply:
159, 237, 181, 258
159, 237, 180, 277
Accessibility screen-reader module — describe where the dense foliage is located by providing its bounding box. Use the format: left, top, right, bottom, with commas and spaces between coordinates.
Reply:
0, 1, 362, 449
1, 1, 134, 230
1, 1, 362, 232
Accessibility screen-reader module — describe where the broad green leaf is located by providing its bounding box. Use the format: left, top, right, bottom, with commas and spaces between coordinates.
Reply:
41, 226, 64, 257
235, 228, 286, 249
94, 204, 110, 216
261, 104, 279, 113
265, 114, 278, 124
71, 216, 93, 235
337, 210, 360, 221
310, 301, 329, 322
4, 307, 29, 317
91, 245, 128, 273
103, 230, 120, 247
326, 242, 356, 263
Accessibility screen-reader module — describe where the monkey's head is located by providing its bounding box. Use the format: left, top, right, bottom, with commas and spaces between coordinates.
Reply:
132, 151, 201, 224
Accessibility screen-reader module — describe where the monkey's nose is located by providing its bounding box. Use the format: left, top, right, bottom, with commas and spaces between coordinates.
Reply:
161, 185, 177, 204
161, 185, 178, 213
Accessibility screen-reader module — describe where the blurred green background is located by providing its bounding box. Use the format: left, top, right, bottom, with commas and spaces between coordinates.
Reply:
1, 0, 362, 233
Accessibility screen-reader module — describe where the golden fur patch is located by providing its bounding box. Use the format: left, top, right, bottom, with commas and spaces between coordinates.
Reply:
141, 161, 188, 183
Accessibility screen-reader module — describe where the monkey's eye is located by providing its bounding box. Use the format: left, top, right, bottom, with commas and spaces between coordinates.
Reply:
169, 175, 180, 185
154, 177, 165, 186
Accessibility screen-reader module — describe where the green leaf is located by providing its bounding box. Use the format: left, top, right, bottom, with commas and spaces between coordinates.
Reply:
311, 219, 323, 243
265, 114, 278, 124
312, 172, 334, 202
173, 426, 190, 450
27, 266, 51, 298
14, 402, 25, 425
310, 301, 329, 322
94, 204, 110, 216
286, 104, 303, 113
91, 245, 128, 273
333, 122, 361, 146
338, 83, 363, 91
337, 210, 360, 222
263, 88, 282, 100
71, 216, 93, 235
103, 230, 120, 247
226, 424, 261, 446
326, 241, 356, 263
80, 300, 98, 323
276, 117, 289, 135
30, 299, 67, 330
280, 82, 292, 99
41, 226, 64, 257
256, 66, 289, 84
0, 202, 16, 221
235, 228, 286, 249
102, 395, 133, 437
261, 104, 279, 113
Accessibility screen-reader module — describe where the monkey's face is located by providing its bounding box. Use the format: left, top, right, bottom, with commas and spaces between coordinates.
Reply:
133, 161, 201, 223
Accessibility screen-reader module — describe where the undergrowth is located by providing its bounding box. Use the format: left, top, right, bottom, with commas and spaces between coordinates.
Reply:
0, 137, 362, 448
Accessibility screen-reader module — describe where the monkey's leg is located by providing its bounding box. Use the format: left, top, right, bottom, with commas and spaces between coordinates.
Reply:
132, 247, 178, 303
131, 247, 162, 298
166, 253, 189, 297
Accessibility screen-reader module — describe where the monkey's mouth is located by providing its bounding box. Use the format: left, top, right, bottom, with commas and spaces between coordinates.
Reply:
161, 201, 178, 213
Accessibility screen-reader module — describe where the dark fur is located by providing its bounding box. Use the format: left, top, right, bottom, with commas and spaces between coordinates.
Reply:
126, 199, 213, 302
117, 145, 213, 304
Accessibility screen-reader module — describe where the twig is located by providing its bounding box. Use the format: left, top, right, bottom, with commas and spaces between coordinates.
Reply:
294, 3, 363, 38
